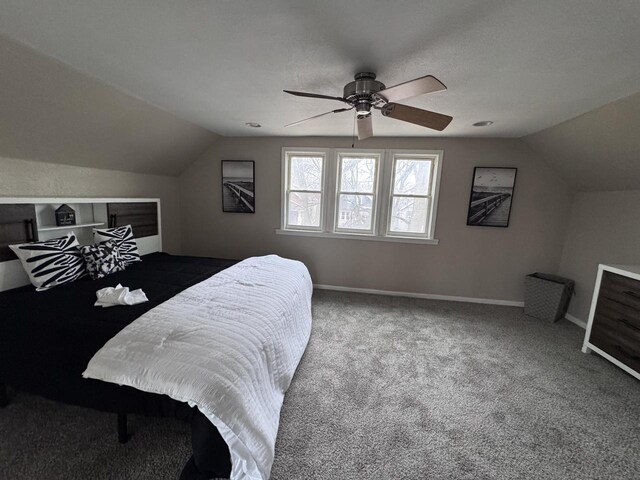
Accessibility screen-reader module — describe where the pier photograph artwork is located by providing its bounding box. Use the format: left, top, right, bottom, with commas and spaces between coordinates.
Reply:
466, 167, 517, 227
222, 160, 255, 213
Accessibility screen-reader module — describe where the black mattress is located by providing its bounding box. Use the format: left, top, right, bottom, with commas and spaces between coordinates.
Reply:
0, 252, 237, 417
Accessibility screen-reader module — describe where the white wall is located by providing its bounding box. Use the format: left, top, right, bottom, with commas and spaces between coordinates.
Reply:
0, 156, 182, 253
558, 190, 640, 321
180, 136, 572, 303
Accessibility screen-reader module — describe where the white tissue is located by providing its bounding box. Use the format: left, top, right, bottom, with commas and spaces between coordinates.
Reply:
95, 283, 148, 308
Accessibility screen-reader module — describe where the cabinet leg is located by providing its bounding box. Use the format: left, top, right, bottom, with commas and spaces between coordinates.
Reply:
117, 413, 130, 444
581, 345, 592, 354
0, 383, 8, 408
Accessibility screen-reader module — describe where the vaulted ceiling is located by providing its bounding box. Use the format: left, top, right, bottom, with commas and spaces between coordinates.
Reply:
0, 0, 639, 138
1, 1, 639, 189
523, 91, 640, 191
0, 35, 217, 176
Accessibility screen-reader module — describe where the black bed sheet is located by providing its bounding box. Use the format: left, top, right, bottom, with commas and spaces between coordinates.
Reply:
0, 252, 237, 416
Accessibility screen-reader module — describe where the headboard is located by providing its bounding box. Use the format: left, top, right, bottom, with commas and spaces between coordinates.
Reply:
0, 197, 162, 292
107, 202, 159, 238
0, 204, 38, 262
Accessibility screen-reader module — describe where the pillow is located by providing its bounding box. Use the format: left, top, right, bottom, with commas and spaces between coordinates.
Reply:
80, 240, 127, 280
93, 225, 141, 266
9, 232, 87, 291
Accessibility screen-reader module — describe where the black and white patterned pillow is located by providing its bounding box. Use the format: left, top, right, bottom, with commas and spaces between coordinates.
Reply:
80, 240, 127, 280
9, 232, 87, 291
93, 225, 141, 266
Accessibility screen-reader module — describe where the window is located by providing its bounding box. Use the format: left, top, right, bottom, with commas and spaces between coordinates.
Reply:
335, 152, 380, 234
387, 155, 434, 236
280, 148, 442, 244
283, 150, 327, 231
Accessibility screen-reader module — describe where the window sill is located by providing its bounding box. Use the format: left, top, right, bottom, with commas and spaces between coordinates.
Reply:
275, 229, 439, 245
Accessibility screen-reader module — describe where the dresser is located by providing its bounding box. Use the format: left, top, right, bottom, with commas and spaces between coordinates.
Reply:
582, 264, 640, 380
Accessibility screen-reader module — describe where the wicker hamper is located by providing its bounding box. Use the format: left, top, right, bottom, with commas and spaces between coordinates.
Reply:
524, 273, 574, 322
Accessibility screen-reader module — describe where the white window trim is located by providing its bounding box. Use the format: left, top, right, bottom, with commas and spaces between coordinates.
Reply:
384, 150, 442, 240
281, 148, 330, 232
274, 228, 440, 245
333, 149, 383, 235
279, 147, 443, 245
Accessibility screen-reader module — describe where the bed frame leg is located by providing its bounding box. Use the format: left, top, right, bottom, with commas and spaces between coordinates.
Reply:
117, 413, 129, 443
0, 383, 8, 408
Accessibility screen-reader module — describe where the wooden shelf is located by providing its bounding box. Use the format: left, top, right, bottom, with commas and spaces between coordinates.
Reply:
38, 222, 105, 232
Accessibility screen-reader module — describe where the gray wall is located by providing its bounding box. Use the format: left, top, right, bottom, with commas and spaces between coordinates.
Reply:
522, 92, 640, 323
0, 156, 182, 253
179, 136, 572, 302
559, 190, 640, 321
0, 35, 217, 176
523, 91, 640, 191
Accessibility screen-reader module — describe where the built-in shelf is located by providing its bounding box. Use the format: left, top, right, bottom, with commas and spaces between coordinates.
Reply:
37, 222, 105, 232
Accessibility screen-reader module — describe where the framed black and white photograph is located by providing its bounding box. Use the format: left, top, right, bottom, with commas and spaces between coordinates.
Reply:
221, 160, 255, 213
466, 167, 517, 227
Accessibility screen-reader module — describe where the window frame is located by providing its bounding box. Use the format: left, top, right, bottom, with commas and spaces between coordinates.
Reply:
279, 147, 443, 244
281, 148, 330, 232
384, 151, 442, 240
332, 149, 383, 235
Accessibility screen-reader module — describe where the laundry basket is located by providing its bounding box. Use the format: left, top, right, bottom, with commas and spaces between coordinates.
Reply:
524, 273, 574, 322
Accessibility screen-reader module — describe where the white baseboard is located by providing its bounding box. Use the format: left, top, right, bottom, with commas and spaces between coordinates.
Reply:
314, 284, 587, 329
564, 313, 587, 329
313, 284, 525, 307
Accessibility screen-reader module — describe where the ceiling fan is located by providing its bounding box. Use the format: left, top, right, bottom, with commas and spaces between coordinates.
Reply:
283, 72, 452, 140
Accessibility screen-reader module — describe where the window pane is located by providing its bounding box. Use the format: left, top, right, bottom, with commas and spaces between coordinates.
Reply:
288, 192, 322, 227
393, 159, 431, 195
389, 197, 429, 233
290, 156, 323, 191
340, 157, 376, 193
337, 194, 373, 230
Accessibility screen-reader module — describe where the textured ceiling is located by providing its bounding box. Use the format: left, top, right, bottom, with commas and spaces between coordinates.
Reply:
0, 35, 217, 175
523, 91, 640, 191
0, 0, 639, 138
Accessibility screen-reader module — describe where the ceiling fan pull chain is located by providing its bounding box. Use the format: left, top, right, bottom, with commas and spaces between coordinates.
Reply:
351, 110, 356, 148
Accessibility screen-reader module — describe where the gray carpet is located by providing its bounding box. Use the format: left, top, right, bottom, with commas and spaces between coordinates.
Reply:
1, 290, 639, 479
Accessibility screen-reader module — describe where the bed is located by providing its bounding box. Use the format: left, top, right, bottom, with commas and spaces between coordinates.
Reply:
0, 253, 236, 478
0, 252, 254, 478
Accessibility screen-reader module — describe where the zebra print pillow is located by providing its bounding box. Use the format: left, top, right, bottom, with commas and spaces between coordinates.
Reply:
9, 232, 87, 291
93, 225, 141, 266
80, 240, 126, 280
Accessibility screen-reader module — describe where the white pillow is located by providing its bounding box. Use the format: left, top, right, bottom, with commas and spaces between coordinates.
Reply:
93, 224, 141, 266
9, 232, 87, 291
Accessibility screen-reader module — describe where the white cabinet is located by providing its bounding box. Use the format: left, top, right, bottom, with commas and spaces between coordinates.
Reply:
582, 264, 640, 381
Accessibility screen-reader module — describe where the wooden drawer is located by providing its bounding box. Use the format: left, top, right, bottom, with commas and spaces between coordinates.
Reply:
599, 271, 640, 311
590, 322, 640, 372
593, 297, 640, 338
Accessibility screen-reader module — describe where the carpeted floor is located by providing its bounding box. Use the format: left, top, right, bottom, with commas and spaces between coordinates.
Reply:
1, 290, 639, 479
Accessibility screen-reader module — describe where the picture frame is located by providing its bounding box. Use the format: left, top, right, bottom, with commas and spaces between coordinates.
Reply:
221, 160, 255, 213
466, 167, 517, 228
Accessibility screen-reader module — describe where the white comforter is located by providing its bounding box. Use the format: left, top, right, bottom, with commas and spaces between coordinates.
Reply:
83, 255, 313, 480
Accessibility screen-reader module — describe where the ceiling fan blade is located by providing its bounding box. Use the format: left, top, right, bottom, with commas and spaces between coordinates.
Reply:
357, 115, 373, 140
374, 75, 446, 103
381, 103, 452, 131
283, 90, 350, 105
284, 107, 353, 128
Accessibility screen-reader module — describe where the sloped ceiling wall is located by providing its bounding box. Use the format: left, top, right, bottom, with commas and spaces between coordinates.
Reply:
2, 29, 638, 189
523, 91, 640, 192
0, 35, 218, 176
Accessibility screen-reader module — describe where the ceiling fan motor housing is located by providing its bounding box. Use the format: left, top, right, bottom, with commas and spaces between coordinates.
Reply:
344, 72, 386, 116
